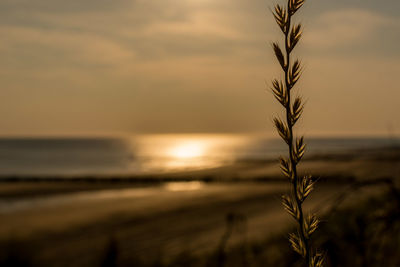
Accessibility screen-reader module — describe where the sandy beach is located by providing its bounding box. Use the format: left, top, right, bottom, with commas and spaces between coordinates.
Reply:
0, 147, 399, 266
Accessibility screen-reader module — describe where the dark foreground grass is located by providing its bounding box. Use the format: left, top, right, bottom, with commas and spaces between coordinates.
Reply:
1, 185, 398, 267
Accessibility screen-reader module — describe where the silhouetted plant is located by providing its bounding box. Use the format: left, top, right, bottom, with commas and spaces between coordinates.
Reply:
101, 237, 118, 267
270, 0, 324, 266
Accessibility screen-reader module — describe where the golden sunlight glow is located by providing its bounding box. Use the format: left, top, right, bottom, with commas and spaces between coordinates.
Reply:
169, 142, 204, 159
164, 181, 205, 192
135, 134, 244, 172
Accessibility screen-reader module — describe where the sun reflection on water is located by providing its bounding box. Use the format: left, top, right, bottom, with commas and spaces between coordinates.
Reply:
165, 138, 216, 170
168, 142, 205, 159
164, 181, 205, 192
131, 134, 251, 173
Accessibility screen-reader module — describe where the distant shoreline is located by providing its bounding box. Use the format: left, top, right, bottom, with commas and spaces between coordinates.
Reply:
0, 145, 398, 182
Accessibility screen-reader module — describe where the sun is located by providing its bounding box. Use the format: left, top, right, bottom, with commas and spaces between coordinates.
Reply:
169, 142, 204, 159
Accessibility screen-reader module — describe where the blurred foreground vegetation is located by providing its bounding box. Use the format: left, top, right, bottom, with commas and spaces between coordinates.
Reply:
0, 181, 399, 267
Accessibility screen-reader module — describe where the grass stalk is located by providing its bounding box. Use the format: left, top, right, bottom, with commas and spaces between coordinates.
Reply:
270, 1, 324, 266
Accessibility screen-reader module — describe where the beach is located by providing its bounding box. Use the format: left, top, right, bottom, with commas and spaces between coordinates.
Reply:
0, 145, 399, 266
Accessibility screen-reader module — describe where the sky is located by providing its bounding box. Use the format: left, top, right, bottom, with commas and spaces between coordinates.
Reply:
0, 0, 399, 136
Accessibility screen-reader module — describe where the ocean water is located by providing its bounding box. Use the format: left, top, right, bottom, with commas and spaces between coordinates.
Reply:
0, 134, 397, 177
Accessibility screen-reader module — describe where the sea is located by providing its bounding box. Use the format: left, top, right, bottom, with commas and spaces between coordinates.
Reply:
0, 134, 397, 177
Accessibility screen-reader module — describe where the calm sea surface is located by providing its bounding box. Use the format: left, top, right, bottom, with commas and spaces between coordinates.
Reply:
0, 134, 397, 177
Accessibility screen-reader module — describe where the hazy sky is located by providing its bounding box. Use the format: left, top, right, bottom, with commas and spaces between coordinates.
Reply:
0, 0, 399, 136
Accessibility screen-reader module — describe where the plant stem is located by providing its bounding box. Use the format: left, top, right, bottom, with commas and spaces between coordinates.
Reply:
283, 3, 310, 265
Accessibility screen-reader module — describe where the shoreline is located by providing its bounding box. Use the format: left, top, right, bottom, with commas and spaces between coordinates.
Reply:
0, 146, 399, 201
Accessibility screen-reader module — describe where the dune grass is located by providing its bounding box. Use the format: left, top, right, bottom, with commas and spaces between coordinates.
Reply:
270, 0, 324, 266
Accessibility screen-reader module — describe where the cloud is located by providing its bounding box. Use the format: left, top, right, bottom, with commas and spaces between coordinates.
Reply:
304, 8, 399, 49
0, 26, 135, 69
0, 0, 130, 14
1, 0, 399, 135
137, 11, 244, 41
